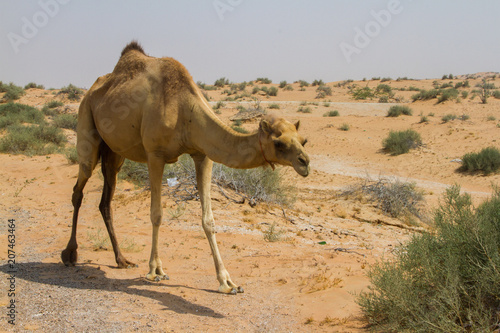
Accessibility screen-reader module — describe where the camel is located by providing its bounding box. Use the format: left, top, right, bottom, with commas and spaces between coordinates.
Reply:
61, 41, 310, 294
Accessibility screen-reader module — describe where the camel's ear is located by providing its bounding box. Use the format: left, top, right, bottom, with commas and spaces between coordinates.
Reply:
294, 120, 300, 130
260, 119, 273, 135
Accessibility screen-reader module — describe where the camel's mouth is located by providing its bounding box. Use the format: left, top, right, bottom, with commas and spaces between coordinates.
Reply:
293, 159, 310, 177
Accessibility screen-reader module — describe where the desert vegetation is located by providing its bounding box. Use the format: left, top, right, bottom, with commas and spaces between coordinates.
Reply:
358, 186, 500, 332
382, 129, 422, 155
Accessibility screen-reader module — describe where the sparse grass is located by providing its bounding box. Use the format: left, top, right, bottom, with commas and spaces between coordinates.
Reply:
300, 269, 343, 293
0, 102, 45, 129
87, 228, 110, 251
65, 146, 78, 164
268, 103, 280, 109
53, 114, 78, 130
411, 89, 439, 101
323, 110, 339, 117
441, 114, 457, 123
419, 115, 429, 123
263, 223, 285, 242
213, 101, 225, 110
297, 106, 312, 113
460, 146, 500, 174
386, 105, 413, 117
0, 123, 66, 155
382, 129, 422, 155
358, 185, 500, 332
119, 155, 296, 207
437, 88, 459, 103
341, 178, 425, 221
339, 123, 350, 131
166, 203, 186, 219
58, 84, 84, 101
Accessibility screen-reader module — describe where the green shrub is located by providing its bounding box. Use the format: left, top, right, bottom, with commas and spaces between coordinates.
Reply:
437, 88, 459, 103
0, 102, 45, 129
283, 85, 293, 91
315, 85, 332, 99
387, 105, 413, 117
375, 84, 392, 95
24, 82, 45, 89
1, 83, 25, 101
268, 86, 278, 96
339, 123, 350, 131
213, 101, 225, 110
279, 81, 287, 88
53, 114, 78, 130
358, 185, 500, 332
382, 129, 422, 155
378, 96, 389, 103
268, 103, 280, 109
65, 146, 78, 164
323, 110, 339, 117
351, 86, 374, 100
460, 146, 500, 174
297, 106, 311, 113
214, 77, 229, 87
256, 77, 272, 84
312, 79, 324, 86
0, 124, 66, 155
58, 84, 84, 101
411, 89, 439, 101
299, 80, 309, 87
441, 114, 457, 123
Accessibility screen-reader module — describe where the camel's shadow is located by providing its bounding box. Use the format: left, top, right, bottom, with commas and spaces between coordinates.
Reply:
0, 261, 224, 318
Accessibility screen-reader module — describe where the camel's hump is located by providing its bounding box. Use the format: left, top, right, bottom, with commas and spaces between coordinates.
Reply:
121, 41, 145, 57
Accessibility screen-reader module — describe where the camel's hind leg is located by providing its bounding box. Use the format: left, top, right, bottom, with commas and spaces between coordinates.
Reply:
62, 95, 101, 266
99, 142, 136, 268
61, 135, 100, 266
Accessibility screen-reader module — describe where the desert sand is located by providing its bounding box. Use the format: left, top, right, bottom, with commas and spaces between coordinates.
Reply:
1, 74, 499, 332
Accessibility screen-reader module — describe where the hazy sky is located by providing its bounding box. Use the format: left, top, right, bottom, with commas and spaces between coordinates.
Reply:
1, 0, 499, 89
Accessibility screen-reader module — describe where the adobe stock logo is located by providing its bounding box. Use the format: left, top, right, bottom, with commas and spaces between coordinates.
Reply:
7, 0, 71, 54
339, 0, 405, 64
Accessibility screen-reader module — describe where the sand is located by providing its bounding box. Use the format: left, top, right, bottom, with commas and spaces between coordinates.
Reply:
0, 74, 499, 332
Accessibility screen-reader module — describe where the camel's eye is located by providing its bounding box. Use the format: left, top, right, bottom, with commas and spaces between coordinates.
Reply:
274, 140, 286, 151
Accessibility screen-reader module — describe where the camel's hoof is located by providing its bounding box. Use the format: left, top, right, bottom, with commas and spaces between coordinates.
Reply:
146, 274, 169, 282
117, 260, 138, 269
236, 286, 244, 293
61, 248, 77, 266
230, 288, 238, 295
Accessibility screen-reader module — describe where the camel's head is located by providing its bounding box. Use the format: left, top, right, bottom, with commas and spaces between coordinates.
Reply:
258, 115, 310, 177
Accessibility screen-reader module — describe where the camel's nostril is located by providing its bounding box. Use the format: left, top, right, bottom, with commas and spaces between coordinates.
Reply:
298, 157, 307, 166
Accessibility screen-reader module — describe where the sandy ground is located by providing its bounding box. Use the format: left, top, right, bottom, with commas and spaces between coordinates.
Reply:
1, 75, 500, 332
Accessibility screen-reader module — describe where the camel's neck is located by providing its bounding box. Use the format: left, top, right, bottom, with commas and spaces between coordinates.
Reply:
189, 99, 267, 169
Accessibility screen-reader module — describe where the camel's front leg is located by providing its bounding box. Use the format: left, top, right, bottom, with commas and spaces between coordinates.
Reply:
192, 154, 243, 294
145, 156, 169, 281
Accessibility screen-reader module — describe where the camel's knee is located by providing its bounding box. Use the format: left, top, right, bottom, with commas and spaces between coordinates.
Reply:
202, 218, 216, 235
72, 189, 84, 208
150, 212, 163, 227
